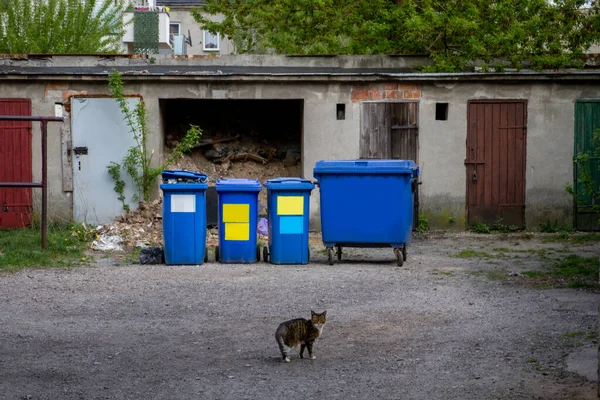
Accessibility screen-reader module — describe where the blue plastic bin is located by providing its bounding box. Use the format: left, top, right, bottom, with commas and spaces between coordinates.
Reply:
263, 178, 315, 264
313, 160, 419, 266
215, 178, 262, 263
160, 170, 208, 265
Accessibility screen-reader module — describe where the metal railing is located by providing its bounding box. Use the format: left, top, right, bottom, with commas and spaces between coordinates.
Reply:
0, 116, 64, 249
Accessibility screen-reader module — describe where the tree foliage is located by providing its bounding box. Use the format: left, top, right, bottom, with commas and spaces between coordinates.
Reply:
192, 0, 600, 72
0, 0, 127, 54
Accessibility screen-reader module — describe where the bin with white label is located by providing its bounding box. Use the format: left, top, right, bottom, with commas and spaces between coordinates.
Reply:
160, 170, 208, 265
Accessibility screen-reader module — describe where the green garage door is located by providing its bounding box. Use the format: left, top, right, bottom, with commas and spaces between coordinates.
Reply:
573, 100, 600, 231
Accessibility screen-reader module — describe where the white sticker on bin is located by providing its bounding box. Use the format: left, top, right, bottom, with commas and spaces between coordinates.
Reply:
171, 194, 196, 213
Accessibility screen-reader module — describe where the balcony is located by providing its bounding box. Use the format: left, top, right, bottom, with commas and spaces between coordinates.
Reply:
123, 9, 172, 54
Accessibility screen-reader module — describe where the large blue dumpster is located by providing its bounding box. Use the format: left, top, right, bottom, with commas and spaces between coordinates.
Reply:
313, 160, 419, 266
215, 178, 262, 263
160, 170, 208, 265
263, 178, 315, 264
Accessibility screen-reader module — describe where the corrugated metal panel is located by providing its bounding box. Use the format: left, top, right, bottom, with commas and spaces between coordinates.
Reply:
0, 99, 32, 229
574, 100, 600, 231
466, 100, 527, 228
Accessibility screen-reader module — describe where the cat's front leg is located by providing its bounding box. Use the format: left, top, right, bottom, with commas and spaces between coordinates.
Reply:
306, 342, 316, 359
299, 344, 306, 358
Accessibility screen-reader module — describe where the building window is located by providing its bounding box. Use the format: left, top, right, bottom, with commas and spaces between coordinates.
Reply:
435, 102, 448, 121
170, 22, 181, 42
203, 30, 220, 51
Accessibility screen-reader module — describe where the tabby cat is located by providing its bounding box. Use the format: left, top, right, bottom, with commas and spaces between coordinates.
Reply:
275, 310, 327, 363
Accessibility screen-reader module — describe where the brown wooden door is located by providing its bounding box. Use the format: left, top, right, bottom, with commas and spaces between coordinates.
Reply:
360, 102, 418, 163
0, 99, 32, 229
466, 100, 527, 228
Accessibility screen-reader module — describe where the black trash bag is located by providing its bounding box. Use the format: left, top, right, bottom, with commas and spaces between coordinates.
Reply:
140, 247, 164, 265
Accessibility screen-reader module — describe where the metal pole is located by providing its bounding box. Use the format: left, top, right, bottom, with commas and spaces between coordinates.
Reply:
41, 120, 48, 249
0, 115, 62, 250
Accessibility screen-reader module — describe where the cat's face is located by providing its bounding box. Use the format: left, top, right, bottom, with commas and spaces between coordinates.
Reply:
311, 310, 327, 326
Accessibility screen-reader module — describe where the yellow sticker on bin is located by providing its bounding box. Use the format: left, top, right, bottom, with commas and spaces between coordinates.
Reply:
277, 196, 304, 215
223, 204, 249, 222
225, 223, 250, 241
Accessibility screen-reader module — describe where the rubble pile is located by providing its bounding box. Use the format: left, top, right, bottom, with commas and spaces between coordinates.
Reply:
95, 199, 221, 251
169, 135, 302, 210
94, 132, 301, 252
97, 200, 164, 249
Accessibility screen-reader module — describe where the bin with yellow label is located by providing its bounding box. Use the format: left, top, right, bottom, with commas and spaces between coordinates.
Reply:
263, 178, 315, 264
215, 178, 262, 263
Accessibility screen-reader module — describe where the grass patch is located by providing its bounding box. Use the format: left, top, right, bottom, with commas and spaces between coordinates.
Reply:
472, 222, 491, 234
485, 269, 509, 280
0, 222, 94, 272
542, 232, 600, 244
454, 249, 494, 258
432, 270, 455, 276
520, 255, 599, 290
571, 233, 600, 243
553, 255, 599, 278
416, 215, 429, 233
558, 331, 589, 347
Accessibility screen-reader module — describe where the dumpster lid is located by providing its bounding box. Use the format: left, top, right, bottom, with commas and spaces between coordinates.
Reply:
216, 178, 262, 192
313, 160, 419, 175
264, 177, 315, 190
161, 169, 207, 183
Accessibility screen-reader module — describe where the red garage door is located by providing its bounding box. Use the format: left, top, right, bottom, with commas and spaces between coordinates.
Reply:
0, 99, 32, 229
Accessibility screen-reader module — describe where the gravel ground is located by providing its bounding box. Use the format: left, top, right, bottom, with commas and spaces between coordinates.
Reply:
0, 232, 598, 400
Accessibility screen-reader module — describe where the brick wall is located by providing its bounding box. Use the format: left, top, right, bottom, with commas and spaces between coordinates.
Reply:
351, 83, 422, 102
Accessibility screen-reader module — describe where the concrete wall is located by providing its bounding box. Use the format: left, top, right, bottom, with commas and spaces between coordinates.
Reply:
166, 9, 235, 56
2, 55, 599, 230
0, 79, 357, 228
420, 82, 592, 229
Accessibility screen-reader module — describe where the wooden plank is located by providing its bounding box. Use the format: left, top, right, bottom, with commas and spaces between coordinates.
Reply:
476, 103, 485, 207
0, 99, 32, 228
359, 103, 370, 159
515, 102, 525, 206
61, 115, 73, 192
360, 103, 391, 159
506, 102, 516, 205
499, 103, 508, 207
484, 103, 493, 207
390, 102, 418, 162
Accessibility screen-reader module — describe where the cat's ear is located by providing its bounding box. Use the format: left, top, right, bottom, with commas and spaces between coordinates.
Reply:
323, 310, 327, 316
311, 310, 315, 316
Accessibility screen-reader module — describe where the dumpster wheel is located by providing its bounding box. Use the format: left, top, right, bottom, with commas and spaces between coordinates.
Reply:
215, 246, 220, 263
327, 248, 334, 265
336, 246, 343, 261
263, 246, 269, 263
402, 246, 407, 262
394, 248, 404, 267
204, 251, 208, 264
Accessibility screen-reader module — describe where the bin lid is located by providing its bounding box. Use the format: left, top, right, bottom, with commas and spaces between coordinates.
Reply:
216, 178, 262, 192
264, 177, 315, 191
161, 169, 207, 183
313, 160, 419, 175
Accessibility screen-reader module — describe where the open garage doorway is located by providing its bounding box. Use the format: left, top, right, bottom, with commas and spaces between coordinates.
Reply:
159, 99, 304, 222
